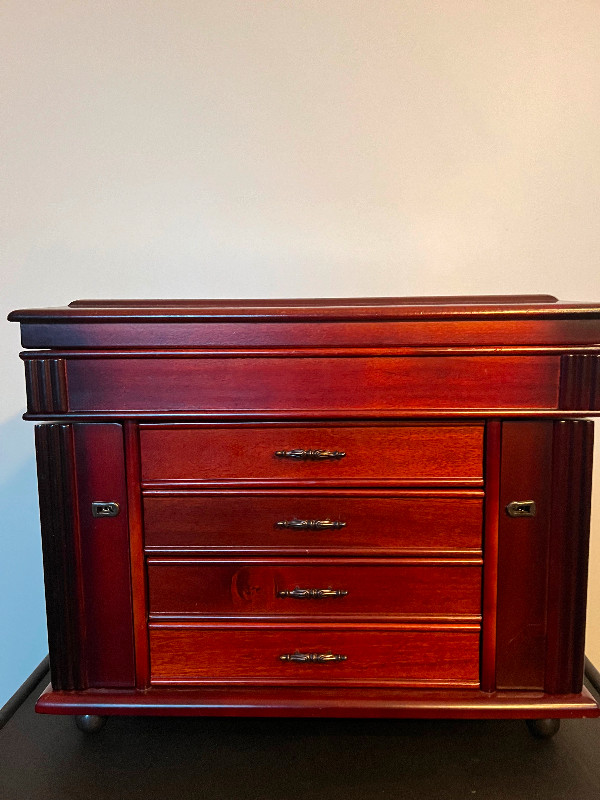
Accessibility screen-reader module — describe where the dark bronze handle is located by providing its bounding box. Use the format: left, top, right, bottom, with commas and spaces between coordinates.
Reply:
279, 652, 348, 663
278, 587, 348, 599
506, 500, 537, 518
275, 449, 346, 460
276, 518, 347, 530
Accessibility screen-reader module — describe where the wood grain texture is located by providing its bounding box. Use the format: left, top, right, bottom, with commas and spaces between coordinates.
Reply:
34, 424, 86, 690
142, 491, 483, 556
15, 320, 600, 349
35, 682, 600, 719
64, 355, 560, 413
123, 422, 151, 689
149, 624, 481, 687
73, 424, 135, 688
495, 422, 553, 690
147, 559, 482, 620
10, 297, 600, 723
545, 420, 594, 694
24, 359, 67, 414
480, 420, 501, 692
140, 423, 484, 484
560, 354, 600, 410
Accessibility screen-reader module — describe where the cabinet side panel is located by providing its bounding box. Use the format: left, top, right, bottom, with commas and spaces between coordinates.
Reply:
495, 422, 553, 690
545, 420, 594, 694
73, 424, 135, 688
35, 424, 87, 690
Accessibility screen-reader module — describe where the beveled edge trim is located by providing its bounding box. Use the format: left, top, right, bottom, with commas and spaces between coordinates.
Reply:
148, 621, 482, 631
35, 682, 600, 718
18, 346, 599, 358
144, 547, 484, 558
149, 678, 483, 689
26, 411, 600, 422
140, 478, 486, 489
145, 556, 484, 567
142, 487, 485, 496
147, 613, 484, 625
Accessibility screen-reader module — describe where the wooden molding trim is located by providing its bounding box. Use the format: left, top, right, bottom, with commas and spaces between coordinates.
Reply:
34, 683, 600, 718
25, 359, 67, 414
545, 420, 595, 693
35, 424, 86, 690
560, 354, 600, 410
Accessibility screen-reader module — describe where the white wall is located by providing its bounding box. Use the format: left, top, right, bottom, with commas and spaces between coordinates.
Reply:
1, 1, 600, 705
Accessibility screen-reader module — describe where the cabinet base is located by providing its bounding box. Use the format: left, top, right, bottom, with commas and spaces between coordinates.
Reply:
35, 683, 600, 719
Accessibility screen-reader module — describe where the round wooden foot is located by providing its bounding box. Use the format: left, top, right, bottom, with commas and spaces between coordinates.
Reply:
74, 714, 106, 733
526, 718, 561, 739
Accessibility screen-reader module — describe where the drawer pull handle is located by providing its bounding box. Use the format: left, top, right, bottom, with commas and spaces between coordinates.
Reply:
275, 449, 346, 460
279, 652, 348, 663
278, 587, 349, 599
276, 518, 347, 530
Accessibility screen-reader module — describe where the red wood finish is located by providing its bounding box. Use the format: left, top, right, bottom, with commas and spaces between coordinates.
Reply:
148, 624, 481, 687
143, 491, 483, 556
9, 296, 600, 351
147, 559, 482, 620
34, 423, 136, 690
560, 354, 600, 410
545, 420, 594, 694
495, 422, 553, 690
34, 424, 86, 691
480, 420, 500, 693
14, 320, 600, 349
35, 682, 600, 719
72, 425, 135, 688
60, 355, 560, 413
25, 358, 67, 413
10, 296, 600, 723
123, 422, 151, 689
139, 423, 484, 484
65, 294, 562, 306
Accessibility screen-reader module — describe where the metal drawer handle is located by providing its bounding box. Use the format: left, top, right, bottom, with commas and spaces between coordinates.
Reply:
275, 449, 346, 460
276, 518, 347, 530
506, 500, 537, 518
279, 652, 348, 663
278, 587, 348, 599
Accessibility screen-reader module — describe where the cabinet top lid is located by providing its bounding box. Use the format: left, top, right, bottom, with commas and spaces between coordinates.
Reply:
9, 295, 600, 323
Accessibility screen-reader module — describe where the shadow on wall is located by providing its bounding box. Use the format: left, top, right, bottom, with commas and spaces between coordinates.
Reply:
0, 414, 48, 706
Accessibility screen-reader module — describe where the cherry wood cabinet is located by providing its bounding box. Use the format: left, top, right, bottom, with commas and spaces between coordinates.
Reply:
8, 295, 600, 731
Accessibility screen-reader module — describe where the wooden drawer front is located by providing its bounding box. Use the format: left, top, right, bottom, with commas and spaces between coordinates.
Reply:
140, 424, 483, 484
147, 560, 482, 620
149, 625, 480, 686
143, 493, 483, 555
64, 355, 560, 413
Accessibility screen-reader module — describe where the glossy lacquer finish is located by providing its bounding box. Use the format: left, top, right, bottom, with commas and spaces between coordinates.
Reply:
139, 423, 484, 484
147, 559, 482, 620
9, 296, 600, 721
149, 624, 481, 687
142, 491, 484, 555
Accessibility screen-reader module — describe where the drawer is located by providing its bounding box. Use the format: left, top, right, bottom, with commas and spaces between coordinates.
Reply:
149, 624, 481, 686
63, 354, 561, 413
140, 424, 484, 485
147, 559, 482, 620
143, 492, 483, 555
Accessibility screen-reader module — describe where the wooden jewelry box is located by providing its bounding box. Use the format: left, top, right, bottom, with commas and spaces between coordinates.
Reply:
8, 295, 600, 736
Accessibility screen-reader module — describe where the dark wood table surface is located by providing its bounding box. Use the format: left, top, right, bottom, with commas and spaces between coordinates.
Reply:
2, 676, 599, 800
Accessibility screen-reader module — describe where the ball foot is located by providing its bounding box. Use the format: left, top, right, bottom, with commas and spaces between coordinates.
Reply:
74, 714, 106, 733
526, 718, 561, 739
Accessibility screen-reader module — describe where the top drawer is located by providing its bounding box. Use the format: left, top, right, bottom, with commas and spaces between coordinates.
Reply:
42, 354, 561, 416
140, 423, 483, 485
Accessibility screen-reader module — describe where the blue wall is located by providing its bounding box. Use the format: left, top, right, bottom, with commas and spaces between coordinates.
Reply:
0, 416, 48, 708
